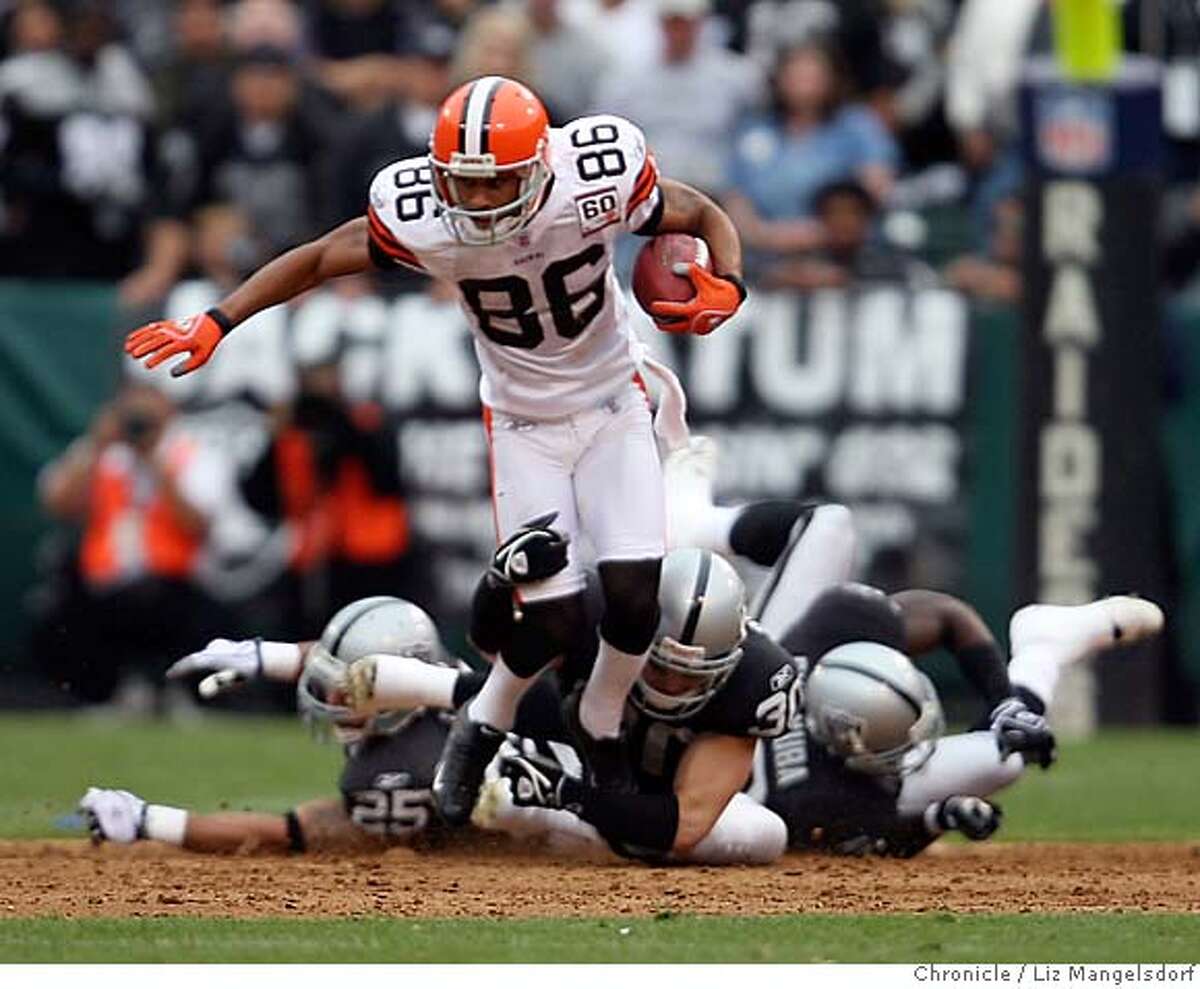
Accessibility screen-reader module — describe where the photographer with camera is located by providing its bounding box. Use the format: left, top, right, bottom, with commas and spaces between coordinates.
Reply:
36, 383, 230, 708
238, 352, 420, 641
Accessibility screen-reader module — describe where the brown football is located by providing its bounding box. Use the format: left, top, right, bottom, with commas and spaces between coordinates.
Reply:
631, 234, 712, 322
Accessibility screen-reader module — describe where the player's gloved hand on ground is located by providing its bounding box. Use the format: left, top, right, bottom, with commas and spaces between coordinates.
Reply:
498, 741, 571, 812
165, 638, 263, 698
649, 265, 746, 336
79, 787, 146, 845
990, 697, 1057, 769
935, 795, 1002, 841
124, 310, 230, 377
487, 512, 570, 588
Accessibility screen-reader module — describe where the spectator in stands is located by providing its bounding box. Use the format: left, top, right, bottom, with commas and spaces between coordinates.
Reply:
722, 41, 899, 278
151, 0, 232, 132
942, 194, 1022, 304
187, 44, 332, 256
3, 0, 63, 57
240, 347, 419, 637
521, 0, 610, 123
328, 22, 454, 230
761, 178, 933, 290
569, 0, 661, 78
0, 0, 189, 308
451, 5, 537, 92
593, 0, 763, 194
36, 383, 231, 706
943, 0, 1044, 247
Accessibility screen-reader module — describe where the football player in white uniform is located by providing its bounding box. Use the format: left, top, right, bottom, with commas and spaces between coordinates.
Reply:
124, 76, 748, 825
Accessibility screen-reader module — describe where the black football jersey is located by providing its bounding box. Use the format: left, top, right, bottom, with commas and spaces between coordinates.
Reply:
338, 710, 447, 840
625, 626, 804, 793
337, 674, 568, 839
751, 724, 933, 857
753, 585, 935, 857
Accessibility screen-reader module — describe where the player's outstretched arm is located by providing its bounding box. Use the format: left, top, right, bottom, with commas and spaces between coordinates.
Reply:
80, 789, 369, 854
165, 638, 308, 698
125, 217, 376, 377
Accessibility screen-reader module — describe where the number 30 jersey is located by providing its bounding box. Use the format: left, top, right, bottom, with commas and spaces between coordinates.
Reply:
366, 115, 662, 418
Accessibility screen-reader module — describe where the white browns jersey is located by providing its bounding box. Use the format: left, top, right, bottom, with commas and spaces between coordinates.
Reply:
366, 115, 662, 418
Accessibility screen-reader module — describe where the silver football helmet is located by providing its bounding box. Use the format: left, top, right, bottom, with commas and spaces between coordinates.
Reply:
631, 547, 749, 721
297, 595, 449, 738
805, 640, 945, 776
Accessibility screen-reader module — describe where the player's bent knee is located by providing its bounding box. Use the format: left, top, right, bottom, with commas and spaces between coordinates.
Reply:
598, 558, 662, 655
503, 593, 588, 678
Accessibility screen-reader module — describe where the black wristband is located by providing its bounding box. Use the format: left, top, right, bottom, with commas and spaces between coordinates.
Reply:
718, 273, 748, 303
205, 307, 236, 336
559, 778, 679, 854
956, 641, 1012, 710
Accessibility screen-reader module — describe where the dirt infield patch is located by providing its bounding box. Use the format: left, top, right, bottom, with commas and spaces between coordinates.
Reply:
1, 839, 1197, 919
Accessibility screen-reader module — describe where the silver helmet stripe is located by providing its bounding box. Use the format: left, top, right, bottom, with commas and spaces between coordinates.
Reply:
463, 75, 504, 156
679, 549, 713, 645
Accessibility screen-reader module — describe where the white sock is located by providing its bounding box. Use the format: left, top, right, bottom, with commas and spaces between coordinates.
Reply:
1007, 645, 1063, 710
370, 655, 459, 712
143, 804, 188, 845
467, 658, 534, 731
689, 504, 742, 555
579, 638, 647, 739
680, 793, 788, 865
753, 504, 857, 638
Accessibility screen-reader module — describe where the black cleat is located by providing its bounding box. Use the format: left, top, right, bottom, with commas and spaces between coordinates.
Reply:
562, 687, 634, 794
432, 708, 505, 826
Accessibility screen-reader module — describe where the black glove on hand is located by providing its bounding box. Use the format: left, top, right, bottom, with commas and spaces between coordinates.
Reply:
488, 512, 570, 587
937, 795, 1002, 841
498, 742, 572, 811
990, 697, 1057, 769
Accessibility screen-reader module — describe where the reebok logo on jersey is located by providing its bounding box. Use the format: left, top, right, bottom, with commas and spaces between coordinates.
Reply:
770, 665, 795, 692
575, 187, 620, 236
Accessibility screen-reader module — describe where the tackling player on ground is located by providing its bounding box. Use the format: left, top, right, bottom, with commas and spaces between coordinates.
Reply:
123, 76, 748, 826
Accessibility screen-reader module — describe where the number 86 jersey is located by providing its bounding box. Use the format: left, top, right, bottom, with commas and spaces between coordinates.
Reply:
366, 114, 662, 419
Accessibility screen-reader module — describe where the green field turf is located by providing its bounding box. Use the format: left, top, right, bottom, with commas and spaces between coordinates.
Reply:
0, 714, 1196, 842
2, 914, 1199, 963
1, 714, 1197, 964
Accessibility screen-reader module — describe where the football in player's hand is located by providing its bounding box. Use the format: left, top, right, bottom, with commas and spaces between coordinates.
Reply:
632, 234, 712, 325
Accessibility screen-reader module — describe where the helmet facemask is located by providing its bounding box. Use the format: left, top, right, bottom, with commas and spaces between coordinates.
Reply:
431, 145, 551, 246
632, 633, 746, 722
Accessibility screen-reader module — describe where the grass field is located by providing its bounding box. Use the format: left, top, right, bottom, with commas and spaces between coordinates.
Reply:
1, 714, 1197, 963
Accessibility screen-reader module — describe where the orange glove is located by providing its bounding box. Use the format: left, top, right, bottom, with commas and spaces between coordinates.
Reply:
649, 265, 747, 336
124, 309, 232, 377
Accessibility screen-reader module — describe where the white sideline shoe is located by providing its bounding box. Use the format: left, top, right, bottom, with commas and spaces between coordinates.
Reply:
1010, 596, 1164, 666
664, 435, 718, 550
79, 787, 145, 844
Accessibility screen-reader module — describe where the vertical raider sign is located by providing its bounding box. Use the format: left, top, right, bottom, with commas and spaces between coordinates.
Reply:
1018, 56, 1167, 726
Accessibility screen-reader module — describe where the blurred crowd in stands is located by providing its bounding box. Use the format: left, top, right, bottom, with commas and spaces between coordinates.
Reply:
6, 0, 1199, 709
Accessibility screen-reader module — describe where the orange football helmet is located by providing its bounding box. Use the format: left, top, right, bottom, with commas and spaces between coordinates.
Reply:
429, 75, 552, 245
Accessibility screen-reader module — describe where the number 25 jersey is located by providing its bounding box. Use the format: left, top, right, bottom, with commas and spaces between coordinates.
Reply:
366, 114, 662, 419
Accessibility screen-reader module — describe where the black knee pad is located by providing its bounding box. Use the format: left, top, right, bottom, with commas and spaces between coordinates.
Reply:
502, 592, 588, 678
782, 582, 906, 662
729, 500, 815, 566
597, 558, 662, 655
